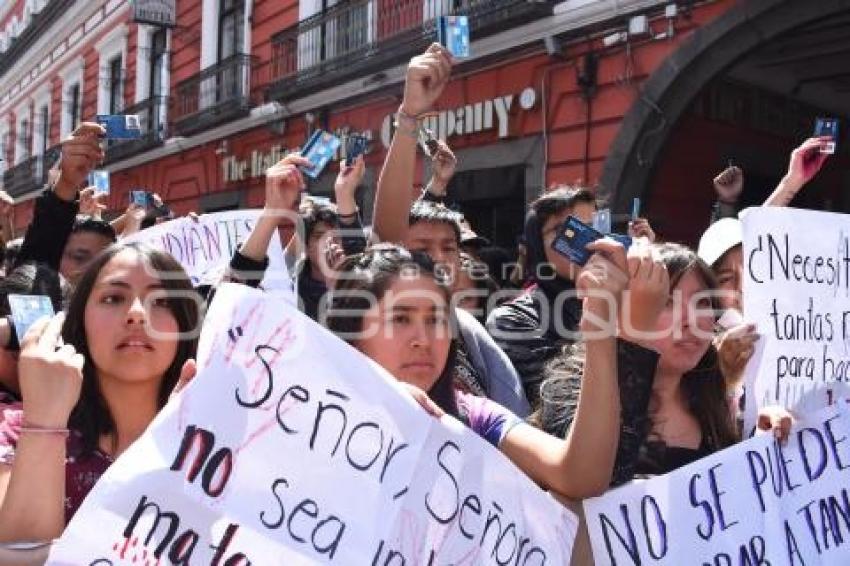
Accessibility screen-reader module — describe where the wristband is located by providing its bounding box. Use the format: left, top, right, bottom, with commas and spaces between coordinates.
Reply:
393, 107, 421, 139
20, 424, 70, 437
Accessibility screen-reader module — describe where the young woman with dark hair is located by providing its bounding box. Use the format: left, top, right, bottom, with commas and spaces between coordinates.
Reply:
0, 242, 200, 542
323, 241, 628, 500
536, 242, 791, 478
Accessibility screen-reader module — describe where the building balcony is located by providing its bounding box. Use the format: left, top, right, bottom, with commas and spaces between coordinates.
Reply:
172, 54, 254, 136
266, 0, 554, 101
104, 96, 169, 164
2, 144, 61, 198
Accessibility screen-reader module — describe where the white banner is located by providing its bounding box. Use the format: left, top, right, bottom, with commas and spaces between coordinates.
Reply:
584, 404, 850, 565
742, 207, 850, 427
122, 210, 291, 291
48, 283, 576, 565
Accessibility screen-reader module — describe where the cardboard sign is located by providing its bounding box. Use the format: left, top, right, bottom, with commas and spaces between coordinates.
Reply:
48, 283, 577, 565
121, 210, 291, 291
585, 405, 850, 565
742, 207, 850, 428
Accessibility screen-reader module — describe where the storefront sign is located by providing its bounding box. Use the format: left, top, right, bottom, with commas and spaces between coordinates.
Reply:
221, 128, 374, 184
222, 145, 290, 184
131, 0, 177, 28
380, 87, 537, 148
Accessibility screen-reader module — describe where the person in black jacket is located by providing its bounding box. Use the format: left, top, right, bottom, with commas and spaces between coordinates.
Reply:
15, 122, 113, 286
485, 186, 597, 405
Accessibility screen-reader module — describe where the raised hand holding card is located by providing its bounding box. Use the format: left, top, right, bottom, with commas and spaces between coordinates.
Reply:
814, 117, 839, 154
8, 294, 55, 342
301, 130, 341, 178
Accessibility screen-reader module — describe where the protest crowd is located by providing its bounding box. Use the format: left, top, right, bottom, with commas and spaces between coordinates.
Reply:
0, 43, 845, 565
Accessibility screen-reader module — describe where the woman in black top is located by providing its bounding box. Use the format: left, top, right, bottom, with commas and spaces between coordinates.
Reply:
537, 243, 789, 480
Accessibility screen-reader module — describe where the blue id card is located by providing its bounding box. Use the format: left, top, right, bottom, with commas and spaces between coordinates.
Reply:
592, 209, 612, 234
437, 16, 470, 58
814, 117, 839, 154
631, 197, 641, 220
345, 134, 369, 166
301, 130, 341, 178
96, 114, 142, 139
130, 190, 150, 207
88, 170, 110, 196
8, 294, 54, 342
552, 216, 603, 266
552, 217, 633, 266
609, 233, 633, 250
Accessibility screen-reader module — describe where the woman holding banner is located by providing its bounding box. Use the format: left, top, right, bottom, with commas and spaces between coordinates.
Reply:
324, 240, 630, 499
0, 242, 200, 542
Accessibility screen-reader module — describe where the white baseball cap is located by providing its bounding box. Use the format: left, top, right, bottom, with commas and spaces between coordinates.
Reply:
697, 217, 742, 267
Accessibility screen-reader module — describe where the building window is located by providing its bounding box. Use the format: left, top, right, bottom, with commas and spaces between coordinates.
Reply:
108, 56, 123, 114
149, 28, 168, 99
60, 59, 84, 139
14, 101, 32, 165
69, 83, 81, 131
16, 118, 30, 163
218, 0, 244, 61
37, 104, 48, 155
95, 25, 128, 116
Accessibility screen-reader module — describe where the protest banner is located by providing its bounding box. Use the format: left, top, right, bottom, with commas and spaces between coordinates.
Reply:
47, 283, 576, 565
584, 404, 850, 565
742, 207, 850, 428
122, 210, 291, 291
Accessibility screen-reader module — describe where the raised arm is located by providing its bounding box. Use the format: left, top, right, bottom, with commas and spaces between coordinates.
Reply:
228, 154, 309, 287
15, 123, 105, 270
499, 239, 628, 499
333, 155, 367, 256
763, 137, 830, 207
373, 44, 452, 243
0, 314, 84, 542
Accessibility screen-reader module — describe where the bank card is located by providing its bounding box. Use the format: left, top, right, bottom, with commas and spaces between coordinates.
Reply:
437, 16, 470, 58
301, 129, 341, 178
8, 294, 54, 342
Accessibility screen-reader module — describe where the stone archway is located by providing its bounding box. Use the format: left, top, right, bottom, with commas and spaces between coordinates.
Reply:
600, 0, 850, 212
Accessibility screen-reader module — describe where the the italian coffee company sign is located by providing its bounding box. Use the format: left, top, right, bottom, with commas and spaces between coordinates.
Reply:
380, 87, 538, 147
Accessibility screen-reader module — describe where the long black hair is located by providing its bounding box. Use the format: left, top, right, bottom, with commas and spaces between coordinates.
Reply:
523, 185, 596, 290
654, 242, 737, 451
324, 243, 460, 418
62, 242, 200, 455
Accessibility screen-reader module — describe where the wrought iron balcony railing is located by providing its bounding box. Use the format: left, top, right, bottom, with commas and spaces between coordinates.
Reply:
266, 0, 554, 101
2, 144, 61, 198
173, 54, 254, 136
104, 96, 169, 163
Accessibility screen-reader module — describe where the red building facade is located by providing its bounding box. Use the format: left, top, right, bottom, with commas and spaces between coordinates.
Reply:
1, 0, 848, 247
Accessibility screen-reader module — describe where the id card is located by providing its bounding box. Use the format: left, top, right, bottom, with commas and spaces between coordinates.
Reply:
437, 16, 470, 58
96, 114, 142, 139
301, 130, 341, 178
631, 197, 641, 220
8, 294, 55, 342
551, 216, 603, 266
88, 170, 110, 196
592, 209, 612, 234
345, 134, 369, 166
814, 117, 839, 154
130, 190, 149, 207
608, 233, 633, 251
418, 127, 439, 157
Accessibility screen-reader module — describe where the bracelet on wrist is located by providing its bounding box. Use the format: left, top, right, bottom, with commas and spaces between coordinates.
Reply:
396, 107, 420, 125
338, 209, 359, 219
20, 423, 70, 437
393, 107, 422, 139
